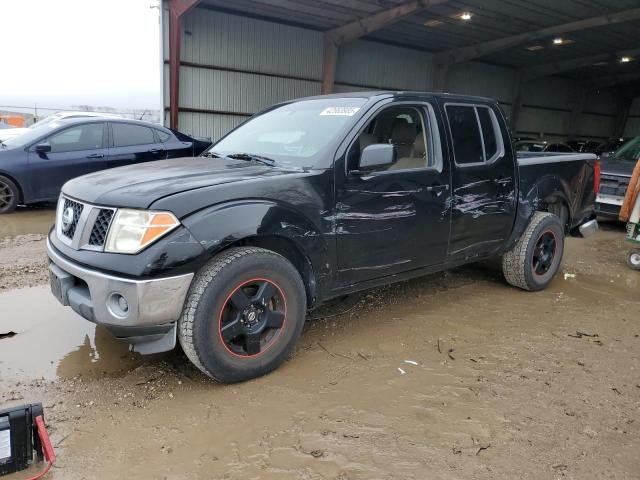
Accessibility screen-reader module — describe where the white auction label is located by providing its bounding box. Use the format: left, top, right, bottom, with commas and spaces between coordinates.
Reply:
320, 107, 360, 116
0, 429, 11, 461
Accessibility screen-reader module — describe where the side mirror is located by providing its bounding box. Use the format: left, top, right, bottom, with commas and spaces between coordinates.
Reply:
35, 142, 51, 154
357, 144, 397, 172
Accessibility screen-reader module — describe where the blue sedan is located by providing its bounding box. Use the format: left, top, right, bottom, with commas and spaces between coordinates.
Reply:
0, 118, 211, 213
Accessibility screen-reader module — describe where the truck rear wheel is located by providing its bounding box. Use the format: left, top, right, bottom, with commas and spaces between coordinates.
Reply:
178, 247, 306, 383
502, 212, 564, 291
0, 175, 19, 214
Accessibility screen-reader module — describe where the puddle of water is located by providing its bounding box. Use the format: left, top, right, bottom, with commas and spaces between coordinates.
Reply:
0, 286, 152, 384
551, 270, 640, 302
0, 207, 55, 237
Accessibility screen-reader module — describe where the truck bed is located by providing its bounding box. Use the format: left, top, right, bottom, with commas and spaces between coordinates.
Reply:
517, 152, 597, 230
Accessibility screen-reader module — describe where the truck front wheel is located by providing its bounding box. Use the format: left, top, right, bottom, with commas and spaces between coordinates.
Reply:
502, 212, 564, 291
178, 247, 307, 382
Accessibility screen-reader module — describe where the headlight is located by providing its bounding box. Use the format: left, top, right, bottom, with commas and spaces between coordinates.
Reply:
105, 209, 180, 254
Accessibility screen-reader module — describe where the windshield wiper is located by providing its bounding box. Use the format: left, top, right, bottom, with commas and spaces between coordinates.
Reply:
201, 151, 222, 158
226, 153, 277, 167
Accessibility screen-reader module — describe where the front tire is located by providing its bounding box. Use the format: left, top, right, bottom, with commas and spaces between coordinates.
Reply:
502, 212, 564, 291
0, 175, 19, 214
178, 247, 307, 383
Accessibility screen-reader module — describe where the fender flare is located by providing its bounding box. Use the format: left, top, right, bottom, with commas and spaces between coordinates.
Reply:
181, 200, 332, 301
504, 174, 572, 252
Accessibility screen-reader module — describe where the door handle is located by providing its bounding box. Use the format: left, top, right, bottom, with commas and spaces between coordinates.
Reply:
86, 153, 104, 159
495, 177, 512, 186
148, 148, 162, 153
426, 184, 449, 195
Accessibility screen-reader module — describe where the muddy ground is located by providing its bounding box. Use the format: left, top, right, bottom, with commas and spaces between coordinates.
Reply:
1, 209, 639, 480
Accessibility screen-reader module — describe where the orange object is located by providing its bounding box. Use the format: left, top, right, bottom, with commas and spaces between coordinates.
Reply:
620, 158, 640, 222
0, 115, 26, 127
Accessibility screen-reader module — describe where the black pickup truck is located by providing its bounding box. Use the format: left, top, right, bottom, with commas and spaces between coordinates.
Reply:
47, 92, 598, 382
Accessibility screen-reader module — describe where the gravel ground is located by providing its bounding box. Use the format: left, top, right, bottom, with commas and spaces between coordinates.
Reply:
0, 234, 48, 290
1, 219, 639, 480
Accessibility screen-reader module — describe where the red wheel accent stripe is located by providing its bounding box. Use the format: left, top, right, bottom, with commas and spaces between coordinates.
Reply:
217, 277, 287, 359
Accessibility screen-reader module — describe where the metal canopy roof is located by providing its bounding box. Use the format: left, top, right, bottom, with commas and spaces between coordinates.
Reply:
199, 0, 640, 85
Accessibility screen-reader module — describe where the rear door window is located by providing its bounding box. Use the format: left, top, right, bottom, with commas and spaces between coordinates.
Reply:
445, 105, 483, 165
446, 104, 502, 165
112, 123, 156, 147
477, 107, 498, 159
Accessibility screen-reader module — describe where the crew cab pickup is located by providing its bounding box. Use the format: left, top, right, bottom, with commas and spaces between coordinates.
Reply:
47, 92, 598, 382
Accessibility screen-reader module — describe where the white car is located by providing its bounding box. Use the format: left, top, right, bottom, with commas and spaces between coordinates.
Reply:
0, 112, 121, 142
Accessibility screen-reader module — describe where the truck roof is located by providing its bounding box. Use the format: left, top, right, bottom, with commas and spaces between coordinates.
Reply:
298, 91, 498, 104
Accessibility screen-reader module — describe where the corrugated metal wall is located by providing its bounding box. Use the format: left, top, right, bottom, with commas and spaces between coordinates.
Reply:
164, 4, 631, 143
624, 97, 640, 138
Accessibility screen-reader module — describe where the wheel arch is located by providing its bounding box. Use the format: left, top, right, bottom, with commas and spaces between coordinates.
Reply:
182, 200, 330, 307
504, 175, 571, 252
228, 234, 317, 307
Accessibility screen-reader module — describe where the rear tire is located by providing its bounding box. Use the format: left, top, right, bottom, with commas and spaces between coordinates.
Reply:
502, 212, 564, 291
0, 175, 19, 214
178, 247, 306, 383
627, 249, 640, 270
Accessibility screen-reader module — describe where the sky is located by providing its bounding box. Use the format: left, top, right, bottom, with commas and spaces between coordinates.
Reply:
0, 0, 162, 112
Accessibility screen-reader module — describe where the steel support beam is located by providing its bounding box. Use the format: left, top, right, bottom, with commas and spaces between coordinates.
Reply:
436, 8, 640, 66
168, 0, 201, 129
321, 36, 340, 94
588, 71, 640, 89
509, 69, 525, 132
321, 0, 449, 94
614, 93, 632, 138
567, 86, 587, 140
523, 48, 640, 80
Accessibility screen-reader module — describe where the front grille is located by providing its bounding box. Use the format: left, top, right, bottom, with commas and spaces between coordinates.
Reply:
61, 198, 84, 239
599, 175, 630, 197
88, 209, 114, 247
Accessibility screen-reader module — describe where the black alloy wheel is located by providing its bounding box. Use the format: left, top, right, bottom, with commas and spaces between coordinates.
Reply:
532, 230, 557, 276
218, 278, 286, 357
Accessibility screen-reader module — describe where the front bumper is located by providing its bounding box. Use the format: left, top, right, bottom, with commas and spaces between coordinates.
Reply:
46, 239, 193, 354
595, 193, 623, 219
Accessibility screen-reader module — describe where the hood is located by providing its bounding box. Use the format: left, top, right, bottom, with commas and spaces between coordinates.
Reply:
0, 128, 28, 142
600, 156, 635, 177
63, 157, 302, 209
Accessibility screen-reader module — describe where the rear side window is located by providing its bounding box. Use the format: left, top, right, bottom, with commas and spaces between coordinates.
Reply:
445, 104, 501, 165
477, 108, 497, 159
112, 123, 155, 147
156, 130, 171, 142
445, 105, 483, 164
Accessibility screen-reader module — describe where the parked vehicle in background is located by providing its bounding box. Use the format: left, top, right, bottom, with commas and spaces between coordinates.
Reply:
0, 118, 212, 213
0, 111, 122, 142
46, 92, 598, 382
595, 137, 628, 157
567, 140, 600, 153
515, 140, 574, 153
596, 136, 640, 218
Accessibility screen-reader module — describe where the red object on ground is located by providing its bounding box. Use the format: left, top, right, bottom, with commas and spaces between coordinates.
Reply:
25, 416, 55, 480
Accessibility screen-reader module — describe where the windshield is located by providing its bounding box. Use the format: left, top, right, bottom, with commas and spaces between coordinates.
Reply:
209, 98, 368, 167
613, 137, 640, 162
28, 115, 61, 129
1, 120, 66, 148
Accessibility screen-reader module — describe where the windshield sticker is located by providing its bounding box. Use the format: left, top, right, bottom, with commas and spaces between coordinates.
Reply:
320, 107, 360, 116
